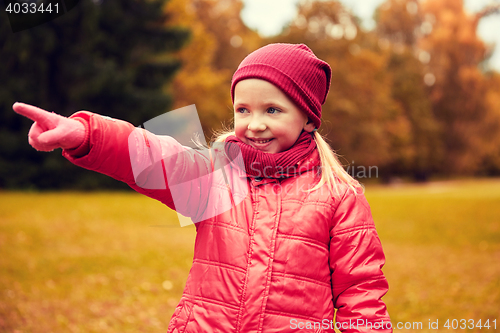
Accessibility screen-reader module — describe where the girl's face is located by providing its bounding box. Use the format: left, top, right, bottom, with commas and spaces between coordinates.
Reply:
233, 79, 315, 154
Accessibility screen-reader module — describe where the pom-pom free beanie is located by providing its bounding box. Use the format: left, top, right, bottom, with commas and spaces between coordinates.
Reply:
231, 43, 331, 129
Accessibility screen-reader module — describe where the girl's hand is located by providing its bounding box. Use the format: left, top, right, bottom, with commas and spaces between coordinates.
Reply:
13, 102, 86, 152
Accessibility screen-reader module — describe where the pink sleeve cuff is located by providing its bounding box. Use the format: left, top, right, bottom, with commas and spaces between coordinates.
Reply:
63, 117, 91, 158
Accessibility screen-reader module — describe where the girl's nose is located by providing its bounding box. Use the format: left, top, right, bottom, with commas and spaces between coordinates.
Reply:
247, 116, 266, 132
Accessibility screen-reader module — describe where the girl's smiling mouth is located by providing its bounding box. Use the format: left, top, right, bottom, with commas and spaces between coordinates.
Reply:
247, 137, 274, 148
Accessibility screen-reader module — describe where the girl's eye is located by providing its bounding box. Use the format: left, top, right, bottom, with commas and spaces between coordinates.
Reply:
236, 108, 248, 113
267, 107, 281, 114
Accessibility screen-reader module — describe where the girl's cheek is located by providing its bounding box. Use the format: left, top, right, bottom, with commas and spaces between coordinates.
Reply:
234, 123, 246, 139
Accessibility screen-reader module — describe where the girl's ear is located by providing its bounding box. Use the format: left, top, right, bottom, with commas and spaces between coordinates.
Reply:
303, 119, 316, 133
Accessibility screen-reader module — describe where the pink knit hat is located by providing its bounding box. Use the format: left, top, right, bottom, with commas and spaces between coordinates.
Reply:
231, 43, 331, 129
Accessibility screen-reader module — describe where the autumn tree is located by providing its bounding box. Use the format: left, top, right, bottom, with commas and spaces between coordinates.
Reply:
376, 0, 441, 180
164, 0, 261, 140
482, 72, 500, 174
418, 0, 500, 174
376, 0, 500, 177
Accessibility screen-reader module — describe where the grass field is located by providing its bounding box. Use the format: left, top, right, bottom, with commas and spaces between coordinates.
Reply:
1, 179, 499, 332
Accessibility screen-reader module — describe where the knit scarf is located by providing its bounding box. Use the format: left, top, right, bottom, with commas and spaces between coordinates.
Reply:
224, 131, 316, 178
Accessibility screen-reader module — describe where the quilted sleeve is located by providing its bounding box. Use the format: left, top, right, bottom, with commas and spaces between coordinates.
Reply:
329, 187, 392, 333
61, 111, 214, 221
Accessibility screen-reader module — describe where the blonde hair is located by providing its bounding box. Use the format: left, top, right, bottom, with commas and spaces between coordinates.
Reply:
210, 128, 361, 196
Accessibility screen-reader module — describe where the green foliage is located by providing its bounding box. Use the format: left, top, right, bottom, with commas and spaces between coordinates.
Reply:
0, 0, 189, 189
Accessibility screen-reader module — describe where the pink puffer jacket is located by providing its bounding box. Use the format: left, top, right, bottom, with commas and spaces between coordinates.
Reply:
63, 112, 392, 333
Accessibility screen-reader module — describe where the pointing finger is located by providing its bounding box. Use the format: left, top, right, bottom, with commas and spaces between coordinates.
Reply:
13, 102, 57, 128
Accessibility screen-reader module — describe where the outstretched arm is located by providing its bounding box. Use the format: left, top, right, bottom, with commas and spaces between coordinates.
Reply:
13, 102, 240, 223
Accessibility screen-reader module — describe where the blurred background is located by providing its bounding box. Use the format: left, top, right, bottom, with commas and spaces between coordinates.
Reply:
1, 0, 499, 332
1, 0, 500, 188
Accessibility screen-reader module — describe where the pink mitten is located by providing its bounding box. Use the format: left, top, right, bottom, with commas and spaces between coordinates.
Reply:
13, 102, 86, 152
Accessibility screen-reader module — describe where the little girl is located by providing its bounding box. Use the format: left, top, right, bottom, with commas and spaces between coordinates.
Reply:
14, 43, 392, 333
